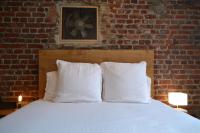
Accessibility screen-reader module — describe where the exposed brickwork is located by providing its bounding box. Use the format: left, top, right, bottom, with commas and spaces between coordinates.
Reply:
0, 0, 55, 101
0, 0, 200, 117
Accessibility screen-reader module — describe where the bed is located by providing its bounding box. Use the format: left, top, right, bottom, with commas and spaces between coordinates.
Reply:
0, 50, 200, 133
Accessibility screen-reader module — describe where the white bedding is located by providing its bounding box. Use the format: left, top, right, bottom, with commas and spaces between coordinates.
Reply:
0, 99, 200, 133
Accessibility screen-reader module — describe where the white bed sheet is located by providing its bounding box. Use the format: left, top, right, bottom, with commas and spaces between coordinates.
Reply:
0, 99, 200, 133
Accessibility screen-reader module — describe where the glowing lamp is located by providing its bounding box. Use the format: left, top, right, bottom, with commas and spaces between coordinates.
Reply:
168, 92, 188, 112
18, 95, 23, 102
17, 95, 23, 109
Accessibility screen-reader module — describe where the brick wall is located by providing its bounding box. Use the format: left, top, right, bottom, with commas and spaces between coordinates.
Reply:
0, 0, 200, 117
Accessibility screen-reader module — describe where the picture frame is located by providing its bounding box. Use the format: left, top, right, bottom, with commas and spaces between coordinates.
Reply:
60, 6, 99, 43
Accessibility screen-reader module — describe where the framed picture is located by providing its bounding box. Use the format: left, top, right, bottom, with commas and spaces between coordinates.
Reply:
60, 6, 98, 43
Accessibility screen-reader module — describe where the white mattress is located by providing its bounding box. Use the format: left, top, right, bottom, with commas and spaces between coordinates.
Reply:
0, 99, 200, 133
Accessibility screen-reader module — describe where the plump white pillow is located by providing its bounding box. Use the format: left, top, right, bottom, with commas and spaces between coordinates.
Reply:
43, 71, 57, 101
146, 76, 151, 100
53, 60, 102, 103
101, 61, 151, 103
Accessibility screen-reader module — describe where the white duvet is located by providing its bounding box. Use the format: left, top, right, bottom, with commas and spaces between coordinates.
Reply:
0, 99, 200, 133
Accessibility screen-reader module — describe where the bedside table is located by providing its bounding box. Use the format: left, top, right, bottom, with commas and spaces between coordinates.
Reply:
0, 108, 16, 118
174, 108, 188, 113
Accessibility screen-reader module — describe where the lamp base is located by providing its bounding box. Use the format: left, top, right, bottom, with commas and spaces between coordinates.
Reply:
175, 108, 187, 113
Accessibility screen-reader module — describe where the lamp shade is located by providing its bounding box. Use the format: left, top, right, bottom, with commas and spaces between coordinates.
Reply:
18, 95, 23, 102
168, 92, 188, 106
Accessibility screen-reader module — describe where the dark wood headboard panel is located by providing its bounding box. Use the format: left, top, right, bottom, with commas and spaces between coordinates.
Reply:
39, 50, 154, 98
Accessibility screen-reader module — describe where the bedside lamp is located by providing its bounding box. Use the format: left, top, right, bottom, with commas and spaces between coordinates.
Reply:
17, 95, 23, 109
18, 95, 22, 103
168, 92, 188, 112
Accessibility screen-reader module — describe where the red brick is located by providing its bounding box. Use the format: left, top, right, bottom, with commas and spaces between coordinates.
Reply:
4, 33, 19, 38
0, 44, 27, 48
32, 12, 45, 17
159, 80, 171, 84
182, 25, 195, 30
174, 75, 189, 79
10, 65, 26, 69
35, 34, 48, 38
129, 14, 143, 19
16, 12, 30, 17
0, 12, 15, 17
115, 15, 128, 19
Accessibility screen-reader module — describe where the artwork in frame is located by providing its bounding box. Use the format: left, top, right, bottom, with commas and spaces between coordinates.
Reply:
60, 6, 98, 43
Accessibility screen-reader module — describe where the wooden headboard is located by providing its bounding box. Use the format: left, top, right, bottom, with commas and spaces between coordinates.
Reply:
39, 50, 154, 98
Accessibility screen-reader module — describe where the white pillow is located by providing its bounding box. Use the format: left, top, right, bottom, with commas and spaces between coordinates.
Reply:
101, 61, 151, 103
146, 76, 151, 100
53, 60, 102, 103
43, 71, 57, 101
